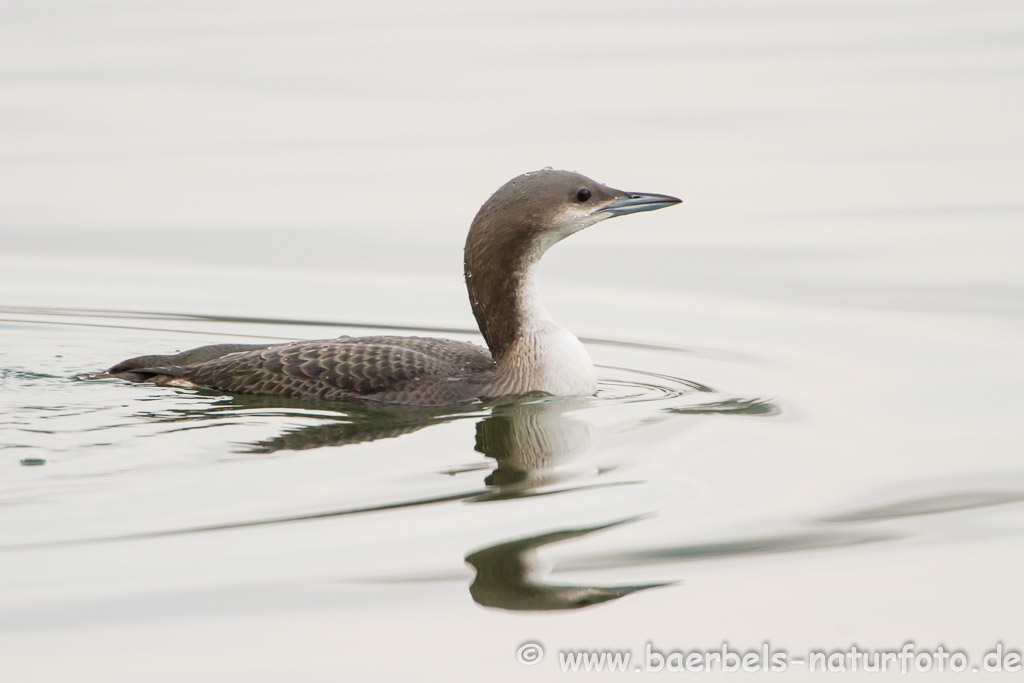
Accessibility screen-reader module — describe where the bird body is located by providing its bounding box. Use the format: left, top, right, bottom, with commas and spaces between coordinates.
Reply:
103, 169, 680, 406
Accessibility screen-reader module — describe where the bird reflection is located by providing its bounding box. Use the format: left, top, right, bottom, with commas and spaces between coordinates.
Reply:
472, 397, 595, 496
230, 395, 666, 611
129, 391, 486, 452
127, 391, 671, 611
466, 517, 670, 611
462, 400, 670, 610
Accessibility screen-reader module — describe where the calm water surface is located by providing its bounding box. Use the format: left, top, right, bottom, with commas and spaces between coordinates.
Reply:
2, 1, 1023, 681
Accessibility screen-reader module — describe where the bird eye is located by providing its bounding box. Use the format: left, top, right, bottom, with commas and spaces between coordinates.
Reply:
576, 188, 591, 202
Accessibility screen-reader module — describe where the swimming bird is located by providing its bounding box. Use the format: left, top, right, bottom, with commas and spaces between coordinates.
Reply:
102, 169, 681, 405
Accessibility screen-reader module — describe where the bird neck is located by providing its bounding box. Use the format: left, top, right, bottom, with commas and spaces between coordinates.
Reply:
464, 226, 596, 396
464, 225, 542, 361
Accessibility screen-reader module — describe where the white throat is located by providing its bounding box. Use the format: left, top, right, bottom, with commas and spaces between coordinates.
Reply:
502, 263, 597, 397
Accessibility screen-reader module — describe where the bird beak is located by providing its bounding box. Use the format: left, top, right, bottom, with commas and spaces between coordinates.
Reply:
598, 192, 682, 217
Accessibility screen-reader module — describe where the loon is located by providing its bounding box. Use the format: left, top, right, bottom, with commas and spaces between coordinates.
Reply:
102, 169, 681, 406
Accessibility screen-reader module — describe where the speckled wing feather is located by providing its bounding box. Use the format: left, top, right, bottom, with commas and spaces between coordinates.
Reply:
124, 336, 496, 406
100, 343, 270, 382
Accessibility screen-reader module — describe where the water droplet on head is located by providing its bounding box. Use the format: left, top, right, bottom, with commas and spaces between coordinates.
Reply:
543, 166, 553, 171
